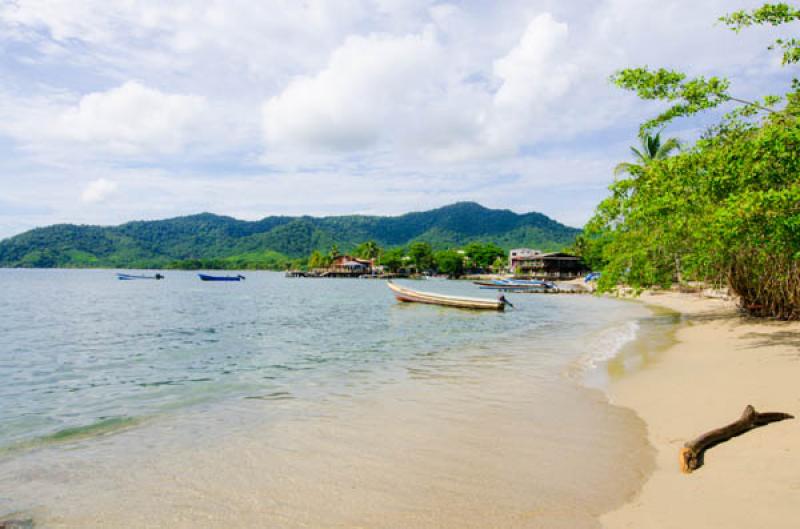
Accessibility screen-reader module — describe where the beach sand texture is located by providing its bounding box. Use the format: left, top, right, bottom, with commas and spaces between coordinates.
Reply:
603, 291, 800, 529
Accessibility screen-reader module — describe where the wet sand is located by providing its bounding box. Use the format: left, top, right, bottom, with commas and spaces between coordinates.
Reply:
602, 291, 800, 528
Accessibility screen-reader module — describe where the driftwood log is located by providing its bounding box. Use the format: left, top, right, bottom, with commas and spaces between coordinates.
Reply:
680, 405, 794, 473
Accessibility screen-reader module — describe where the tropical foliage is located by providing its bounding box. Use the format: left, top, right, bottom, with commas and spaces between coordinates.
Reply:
581, 2, 800, 320
434, 250, 465, 278
167, 251, 291, 270
355, 240, 381, 261
613, 130, 681, 176
381, 248, 406, 273
407, 242, 436, 272
303, 240, 508, 278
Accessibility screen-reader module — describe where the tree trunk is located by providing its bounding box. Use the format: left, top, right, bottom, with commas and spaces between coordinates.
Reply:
680, 405, 793, 473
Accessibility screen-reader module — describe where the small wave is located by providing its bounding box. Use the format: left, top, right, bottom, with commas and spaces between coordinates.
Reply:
576, 320, 640, 372
0, 416, 141, 456
42, 416, 139, 442
243, 391, 293, 401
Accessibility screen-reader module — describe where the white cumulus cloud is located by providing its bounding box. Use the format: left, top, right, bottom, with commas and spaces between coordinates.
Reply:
52, 81, 208, 155
262, 30, 444, 152
81, 178, 118, 203
0, 81, 210, 161
260, 12, 593, 163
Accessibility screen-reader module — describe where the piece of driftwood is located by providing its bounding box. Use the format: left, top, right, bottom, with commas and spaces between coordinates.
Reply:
680, 405, 794, 473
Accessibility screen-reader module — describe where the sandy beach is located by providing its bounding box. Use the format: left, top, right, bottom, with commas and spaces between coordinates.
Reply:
602, 291, 800, 528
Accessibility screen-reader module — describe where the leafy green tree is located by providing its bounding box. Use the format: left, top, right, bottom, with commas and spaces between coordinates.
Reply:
463, 242, 505, 269
408, 241, 435, 272
289, 258, 306, 271
355, 240, 381, 261
584, 2, 800, 319
721, 4, 800, 69
611, 3, 800, 133
434, 250, 465, 278
381, 247, 406, 272
308, 250, 330, 269
491, 255, 507, 272
308, 250, 321, 269
480, 243, 505, 268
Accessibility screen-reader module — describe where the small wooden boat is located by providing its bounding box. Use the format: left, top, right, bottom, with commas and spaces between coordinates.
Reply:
474, 279, 555, 291
117, 273, 164, 280
388, 281, 507, 311
198, 273, 245, 282
473, 281, 534, 290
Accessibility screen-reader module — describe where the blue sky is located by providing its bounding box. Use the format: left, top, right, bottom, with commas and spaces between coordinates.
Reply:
0, 0, 794, 238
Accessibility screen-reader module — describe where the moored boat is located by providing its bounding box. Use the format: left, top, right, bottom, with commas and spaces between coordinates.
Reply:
117, 273, 164, 280
474, 280, 532, 289
198, 273, 245, 282
474, 279, 555, 290
388, 281, 507, 311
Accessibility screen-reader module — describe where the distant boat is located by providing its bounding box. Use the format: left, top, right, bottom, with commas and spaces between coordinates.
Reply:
473, 279, 554, 290
198, 273, 245, 282
117, 273, 164, 280
388, 281, 508, 311
507, 279, 553, 286
473, 280, 529, 289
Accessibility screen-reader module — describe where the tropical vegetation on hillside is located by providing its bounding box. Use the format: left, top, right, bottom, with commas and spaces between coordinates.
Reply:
577, 2, 800, 320
0, 202, 577, 270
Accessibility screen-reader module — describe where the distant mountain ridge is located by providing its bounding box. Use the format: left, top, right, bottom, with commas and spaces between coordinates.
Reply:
0, 202, 580, 268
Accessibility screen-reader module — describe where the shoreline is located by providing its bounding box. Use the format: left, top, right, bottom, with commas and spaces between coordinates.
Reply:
601, 291, 800, 528
9, 277, 796, 527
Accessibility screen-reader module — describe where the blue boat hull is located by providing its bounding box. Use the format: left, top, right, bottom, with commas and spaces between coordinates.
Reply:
198, 274, 244, 282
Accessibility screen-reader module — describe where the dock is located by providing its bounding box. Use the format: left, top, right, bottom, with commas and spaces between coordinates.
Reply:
284, 270, 404, 279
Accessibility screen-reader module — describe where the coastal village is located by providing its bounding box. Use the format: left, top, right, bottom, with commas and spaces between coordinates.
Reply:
287, 247, 589, 279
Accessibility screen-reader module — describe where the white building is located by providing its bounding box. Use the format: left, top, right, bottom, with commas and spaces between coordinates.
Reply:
508, 248, 541, 273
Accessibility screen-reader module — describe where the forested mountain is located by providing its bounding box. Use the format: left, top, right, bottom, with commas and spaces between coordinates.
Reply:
0, 202, 579, 268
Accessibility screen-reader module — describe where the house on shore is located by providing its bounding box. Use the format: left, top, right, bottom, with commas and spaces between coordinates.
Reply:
508, 248, 588, 279
287, 254, 391, 278
323, 255, 376, 277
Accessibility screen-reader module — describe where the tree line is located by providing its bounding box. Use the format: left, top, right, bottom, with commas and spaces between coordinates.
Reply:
304, 240, 507, 278
577, 3, 799, 319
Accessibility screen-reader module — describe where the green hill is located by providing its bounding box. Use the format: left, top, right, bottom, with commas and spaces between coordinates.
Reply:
0, 202, 580, 269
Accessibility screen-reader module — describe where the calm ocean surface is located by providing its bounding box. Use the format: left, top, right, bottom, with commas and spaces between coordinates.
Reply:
0, 269, 671, 528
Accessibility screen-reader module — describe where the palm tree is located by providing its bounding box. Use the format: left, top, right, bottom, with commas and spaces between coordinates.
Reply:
356, 240, 381, 261
614, 130, 681, 176
614, 130, 683, 284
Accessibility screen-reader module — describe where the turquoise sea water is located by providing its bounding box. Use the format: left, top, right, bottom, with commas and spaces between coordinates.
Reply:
0, 269, 671, 528
0, 269, 641, 451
